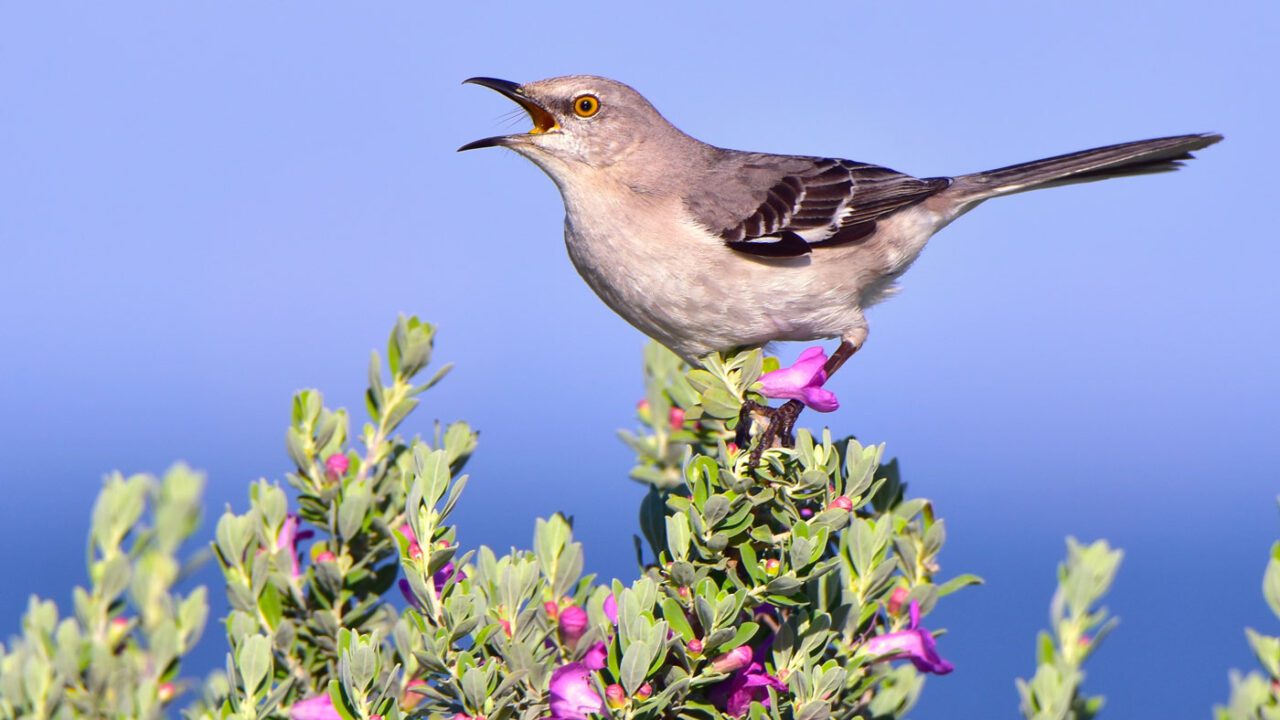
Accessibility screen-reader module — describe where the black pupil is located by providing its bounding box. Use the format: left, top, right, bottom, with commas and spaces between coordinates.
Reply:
580, 98, 593, 112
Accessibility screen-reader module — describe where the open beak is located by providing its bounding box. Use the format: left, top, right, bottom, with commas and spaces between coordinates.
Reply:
458, 77, 560, 152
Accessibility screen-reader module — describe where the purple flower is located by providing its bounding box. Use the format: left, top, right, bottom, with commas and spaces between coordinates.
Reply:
398, 578, 420, 609
399, 562, 464, 610
862, 601, 954, 675
603, 593, 618, 625
276, 513, 314, 579
757, 347, 839, 412
289, 694, 340, 720
708, 643, 787, 716
547, 662, 603, 720
559, 605, 588, 646
582, 641, 607, 670
432, 561, 464, 593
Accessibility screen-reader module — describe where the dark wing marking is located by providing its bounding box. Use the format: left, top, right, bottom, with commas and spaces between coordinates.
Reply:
716, 158, 951, 258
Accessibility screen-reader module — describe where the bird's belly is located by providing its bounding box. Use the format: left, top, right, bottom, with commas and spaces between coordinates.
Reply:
562, 209, 882, 361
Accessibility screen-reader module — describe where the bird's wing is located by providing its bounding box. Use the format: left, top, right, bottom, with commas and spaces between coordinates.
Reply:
686, 155, 952, 258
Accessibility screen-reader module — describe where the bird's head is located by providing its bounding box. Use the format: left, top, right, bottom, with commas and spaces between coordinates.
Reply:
459, 75, 683, 173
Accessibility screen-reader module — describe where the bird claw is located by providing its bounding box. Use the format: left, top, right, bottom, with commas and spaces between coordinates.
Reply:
736, 399, 805, 467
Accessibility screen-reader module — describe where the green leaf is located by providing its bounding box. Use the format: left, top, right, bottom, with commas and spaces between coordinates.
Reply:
938, 573, 984, 597
662, 598, 696, 642
257, 583, 282, 630
715, 622, 760, 653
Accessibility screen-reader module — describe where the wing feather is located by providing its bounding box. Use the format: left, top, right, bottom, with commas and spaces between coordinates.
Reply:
689, 155, 952, 258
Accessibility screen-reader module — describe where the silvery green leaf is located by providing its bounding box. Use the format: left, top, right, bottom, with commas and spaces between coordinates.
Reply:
96, 554, 131, 604
461, 665, 489, 713
150, 619, 179, 674
700, 387, 741, 419
766, 575, 802, 595
666, 514, 691, 561
923, 519, 947, 557
236, 634, 272, 699
414, 447, 452, 509
621, 640, 652, 695
338, 483, 372, 541
1265, 551, 1280, 621
796, 699, 831, 720
1246, 628, 1280, 679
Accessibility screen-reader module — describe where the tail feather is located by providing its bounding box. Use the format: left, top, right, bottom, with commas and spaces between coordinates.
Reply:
949, 133, 1222, 201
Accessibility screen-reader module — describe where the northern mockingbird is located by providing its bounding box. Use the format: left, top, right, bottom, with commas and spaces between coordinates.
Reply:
460, 75, 1220, 449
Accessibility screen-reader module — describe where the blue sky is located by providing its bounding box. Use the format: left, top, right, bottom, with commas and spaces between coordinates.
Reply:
2, 2, 1277, 718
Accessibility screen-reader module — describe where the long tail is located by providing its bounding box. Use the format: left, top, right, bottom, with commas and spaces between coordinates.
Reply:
947, 132, 1222, 202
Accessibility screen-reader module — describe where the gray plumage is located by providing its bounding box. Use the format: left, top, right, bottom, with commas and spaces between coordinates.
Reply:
461, 75, 1221, 363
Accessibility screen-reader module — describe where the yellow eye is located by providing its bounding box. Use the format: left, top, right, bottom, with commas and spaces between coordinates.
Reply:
573, 94, 600, 118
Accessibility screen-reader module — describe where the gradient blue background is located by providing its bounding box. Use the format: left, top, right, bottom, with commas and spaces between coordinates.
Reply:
2, 3, 1277, 717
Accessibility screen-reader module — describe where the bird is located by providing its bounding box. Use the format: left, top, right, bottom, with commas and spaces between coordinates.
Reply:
459, 75, 1220, 450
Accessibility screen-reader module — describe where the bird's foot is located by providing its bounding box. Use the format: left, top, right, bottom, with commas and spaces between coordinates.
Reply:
736, 399, 806, 467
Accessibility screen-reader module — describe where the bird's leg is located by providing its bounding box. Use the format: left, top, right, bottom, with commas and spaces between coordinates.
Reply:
739, 338, 862, 466
823, 338, 859, 377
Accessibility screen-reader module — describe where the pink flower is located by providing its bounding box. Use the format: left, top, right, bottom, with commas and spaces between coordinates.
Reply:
276, 514, 313, 579
324, 454, 349, 481
708, 643, 787, 716
289, 694, 340, 720
757, 347, 839, 412
399, 524, 423, 559
862, 601, 954, 675
668, 407, 685, 429
711, 645, 754, 674
558, 606, 588, 646
828, 496, 854, 512
547, 662, 603, 720
315, 551, 337, 564
603, 594, 618, 625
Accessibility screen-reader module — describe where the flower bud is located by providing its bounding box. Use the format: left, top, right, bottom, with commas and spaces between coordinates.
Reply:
686, 638, 704, 657
887, 586, 909, 616
157, 682, 176, 704
402, 678, 428, 709
726, 442, 739, 454
828, 495, 854, 512
315, 550, 337, 563
668, 407, 685, 429
636, 682, 653, 700
711, 645, 754, 673
399, 524, 422, 559
107, 616, 130, 649
324, 453, 349, 481
799, 507, 814, 519
763, 558, 781, 576
605, 683, 627, 709
636, 399, 652, 422
558, 606, 588, 646
544, 600, 560, 620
